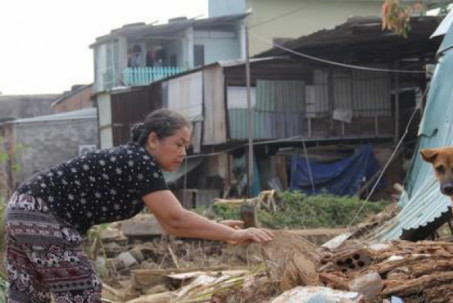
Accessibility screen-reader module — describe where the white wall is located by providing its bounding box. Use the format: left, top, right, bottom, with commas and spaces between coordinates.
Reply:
194, 30, 241, 65
247, 0, 382, 55
97, 92, 113, 149
209, 0, 247, 17
94, 44, 107, 92
166, 40, 184, 67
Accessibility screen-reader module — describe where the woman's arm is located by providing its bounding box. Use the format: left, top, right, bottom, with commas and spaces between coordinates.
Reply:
142, 190, 273, 244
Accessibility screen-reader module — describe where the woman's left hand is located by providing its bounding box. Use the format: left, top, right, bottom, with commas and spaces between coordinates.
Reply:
219, 220, 244, 229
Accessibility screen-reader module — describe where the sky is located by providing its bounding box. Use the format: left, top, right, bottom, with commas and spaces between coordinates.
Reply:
0, 0, 208, 95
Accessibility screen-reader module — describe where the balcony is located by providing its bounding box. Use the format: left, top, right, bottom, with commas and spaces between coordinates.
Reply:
123, 67, 185, 86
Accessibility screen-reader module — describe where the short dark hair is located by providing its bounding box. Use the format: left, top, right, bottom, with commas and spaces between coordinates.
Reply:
131, 109, 191, 146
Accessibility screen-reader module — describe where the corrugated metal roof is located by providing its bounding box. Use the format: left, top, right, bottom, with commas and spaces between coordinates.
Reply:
431, 10, 453, 38
438, 13, 453, 54
255, 16, 442, 64
370, 20, 453, 241
216, 57, 280, 67
9, 108, 97, 124
91, 13, 249, 48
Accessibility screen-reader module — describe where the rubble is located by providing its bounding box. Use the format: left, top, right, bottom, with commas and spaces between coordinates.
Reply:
93, 205, 453, 303
270, 286, 364, 303
122, 214, 167, 237
318, 240, 453, 302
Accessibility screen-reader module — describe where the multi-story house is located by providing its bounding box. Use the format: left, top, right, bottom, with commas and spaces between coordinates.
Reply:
90, 14, 248, 93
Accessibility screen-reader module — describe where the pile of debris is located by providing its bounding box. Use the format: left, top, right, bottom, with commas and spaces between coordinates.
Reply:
93, 214, 260, 302
94, 206, 453, 303
319, 240, 453, 302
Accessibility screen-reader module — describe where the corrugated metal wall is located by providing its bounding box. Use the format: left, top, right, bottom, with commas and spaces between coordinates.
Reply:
165, 71, 203, 121
333, 70, 353, 112
226, 67, 392, 141
203, 65, 227, 145
352, 70, 391, 117
332, 69, 391, 122
111, 85, 162, 146
305, 85, 329, 117
255, 80, 305, 112
228, 80, 305, 140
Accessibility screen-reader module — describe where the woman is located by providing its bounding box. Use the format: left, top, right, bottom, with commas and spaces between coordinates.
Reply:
5, 109, 273, 303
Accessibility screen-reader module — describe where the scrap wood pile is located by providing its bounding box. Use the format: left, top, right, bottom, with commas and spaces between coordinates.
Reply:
94, 201, 453, 303
100, 229, 320, 303
319, 239, 453, 303
100, 223, 453, 303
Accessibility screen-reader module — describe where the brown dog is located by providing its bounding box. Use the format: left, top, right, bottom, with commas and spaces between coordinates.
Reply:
420, 147, 453, 199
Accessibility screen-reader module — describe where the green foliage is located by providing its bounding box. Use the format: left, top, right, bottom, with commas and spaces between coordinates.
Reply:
381, 0, 412, 38
212, 203, 242, 221
212, 191, 388, 229
0, 142, 8, 283
0, 201, 6, 255
0, 210, 6, 300
0, 275, 7, 303
86, 224, 109, 260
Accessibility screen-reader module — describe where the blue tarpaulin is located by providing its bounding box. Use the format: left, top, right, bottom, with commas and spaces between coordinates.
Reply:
290, 144, 385, 196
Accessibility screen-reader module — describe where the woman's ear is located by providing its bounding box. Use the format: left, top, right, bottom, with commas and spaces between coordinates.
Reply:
147, 132, 159, 150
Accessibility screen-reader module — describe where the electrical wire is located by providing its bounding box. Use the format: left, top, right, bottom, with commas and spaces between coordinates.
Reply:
347, 83, 430, 228
248, 0, 382, 29
249, 4, 309, 28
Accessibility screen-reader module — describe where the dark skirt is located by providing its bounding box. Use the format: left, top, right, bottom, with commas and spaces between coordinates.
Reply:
5, 192, 101, 303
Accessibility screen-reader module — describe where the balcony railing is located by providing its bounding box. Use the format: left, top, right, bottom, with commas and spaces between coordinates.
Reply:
123, 67, 185, 86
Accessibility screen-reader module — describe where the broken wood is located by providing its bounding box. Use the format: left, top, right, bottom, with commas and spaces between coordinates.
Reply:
382, 272, 453, 296
370, 254, 432, 274
125, 292, 175, 303
167, 246, 180, 269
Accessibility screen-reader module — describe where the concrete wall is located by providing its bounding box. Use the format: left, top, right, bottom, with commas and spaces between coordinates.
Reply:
94, 44, 107, 92
209, 0, 247, 17
0, 95, 57, 119
194, 30, 241, 65
246, 0, 382, 55
12, 118, 98, 184
97, 92, 113, 149
166, 39, 184, 67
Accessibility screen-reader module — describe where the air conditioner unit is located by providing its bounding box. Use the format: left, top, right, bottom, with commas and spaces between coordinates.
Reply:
78, 145, 97, 156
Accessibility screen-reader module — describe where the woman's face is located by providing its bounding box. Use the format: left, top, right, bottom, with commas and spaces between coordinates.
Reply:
147, 126, 192, 172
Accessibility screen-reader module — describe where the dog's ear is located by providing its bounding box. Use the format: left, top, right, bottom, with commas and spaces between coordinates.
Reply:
420, 148, 439, 163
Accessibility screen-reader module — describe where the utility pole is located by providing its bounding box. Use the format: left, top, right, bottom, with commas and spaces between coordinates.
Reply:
245, 19, 254, 197
394, 61, 400, 144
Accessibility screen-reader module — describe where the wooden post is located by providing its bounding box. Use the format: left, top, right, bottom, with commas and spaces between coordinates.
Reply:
245, 19, 254, 197
394, 61, 400, 143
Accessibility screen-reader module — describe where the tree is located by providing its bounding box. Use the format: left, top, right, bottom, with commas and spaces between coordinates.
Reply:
381, 0, 452, 37
381, 0, 412, 37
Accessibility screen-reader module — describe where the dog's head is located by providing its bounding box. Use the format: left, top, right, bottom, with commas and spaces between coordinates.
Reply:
421, 147, 453, 196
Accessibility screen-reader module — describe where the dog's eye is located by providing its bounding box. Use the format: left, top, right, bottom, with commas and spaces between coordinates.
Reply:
435, 165, 445, 173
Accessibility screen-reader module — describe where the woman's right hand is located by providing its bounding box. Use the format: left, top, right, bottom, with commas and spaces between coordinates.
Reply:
230, 227, 273, 245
